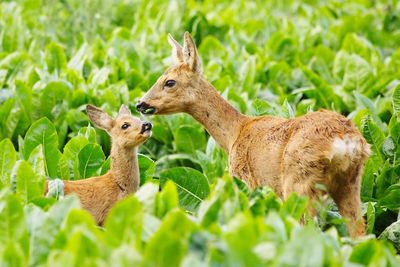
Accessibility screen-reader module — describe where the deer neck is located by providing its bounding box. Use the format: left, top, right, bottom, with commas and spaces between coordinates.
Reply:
109, 144, 139, 195
187, 79, 248, 152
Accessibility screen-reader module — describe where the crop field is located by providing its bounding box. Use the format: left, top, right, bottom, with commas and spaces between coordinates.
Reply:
0, 0, 400, 266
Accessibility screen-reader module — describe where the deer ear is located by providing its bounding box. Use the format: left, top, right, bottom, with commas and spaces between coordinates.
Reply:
86, 105, 114, 132
118, 104, 131, 116
168, 33, 184, 64
183, 32, 202, 73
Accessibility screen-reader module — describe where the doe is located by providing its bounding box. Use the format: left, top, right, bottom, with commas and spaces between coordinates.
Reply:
136, 32, 370, 237
46, 104, 152, 225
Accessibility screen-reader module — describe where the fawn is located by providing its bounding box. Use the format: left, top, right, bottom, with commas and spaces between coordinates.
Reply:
136, 32, 370, 237
45, 104, 152, 225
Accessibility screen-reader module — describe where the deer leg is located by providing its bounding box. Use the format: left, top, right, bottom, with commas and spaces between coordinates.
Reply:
282, 173, 323, 221
330, 166, 365, 238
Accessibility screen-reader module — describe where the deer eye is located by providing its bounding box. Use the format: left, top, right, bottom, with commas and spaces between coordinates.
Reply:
164, 80, 176, 88
121, 123, 130, 130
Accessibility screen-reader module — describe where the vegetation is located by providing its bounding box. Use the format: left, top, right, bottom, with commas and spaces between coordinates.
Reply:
0, 0, 399, 265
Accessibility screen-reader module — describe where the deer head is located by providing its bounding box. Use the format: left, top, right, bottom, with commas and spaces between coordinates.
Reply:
137, 32, 203, 115
86, 104, 152, 147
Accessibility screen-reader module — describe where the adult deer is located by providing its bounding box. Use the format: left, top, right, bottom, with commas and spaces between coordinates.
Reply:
46, 104, 152, 225
136, 32, 370, 237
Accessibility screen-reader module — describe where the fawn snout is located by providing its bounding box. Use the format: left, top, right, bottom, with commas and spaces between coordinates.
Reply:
140, 121, 152, 134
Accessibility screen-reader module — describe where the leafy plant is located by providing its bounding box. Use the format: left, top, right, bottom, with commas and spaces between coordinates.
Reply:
0, 0, 400, 265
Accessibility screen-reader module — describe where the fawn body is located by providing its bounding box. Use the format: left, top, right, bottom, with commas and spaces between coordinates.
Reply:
137, 32, 370, 237
46, 105, 152, 225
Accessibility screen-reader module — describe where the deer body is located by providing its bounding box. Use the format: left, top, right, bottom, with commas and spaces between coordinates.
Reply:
137, 32, 370, 237
46, 105, 152, 225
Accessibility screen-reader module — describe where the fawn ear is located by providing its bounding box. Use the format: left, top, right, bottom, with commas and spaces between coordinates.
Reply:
183, 32, 202, 73
168, 33, 184, 64
86, 105, 114, 132
118, 104, 131, 116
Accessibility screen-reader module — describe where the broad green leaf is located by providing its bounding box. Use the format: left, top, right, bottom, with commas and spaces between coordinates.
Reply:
26, 196, 80, 266
15, 160, 44, 204
156, 181, 179, 218
349, 240, 394, 266
104, 196, 143, 248
1, 242, 27, 267
78, 125, 97, 143
0, 190, 27, 244
174, 125, 206, 154
160, 167, 210, 212
378, 184, 400, 209
78, 143, 105, 178
143, 210, 194, 266
392, 84, 400, 116
100, 157, 111, 175
361, 115, 385, 159
39, 81, 70, 119
0, 138, 16, 188
23, 117, 61, 178
366, 202, 376, 234
138, 153, 155, 185
62, 136, 89, 180
280, 193, 308, 220
45, 42, 67, 73
0, 97, 18, 139
276, 226, 324, 267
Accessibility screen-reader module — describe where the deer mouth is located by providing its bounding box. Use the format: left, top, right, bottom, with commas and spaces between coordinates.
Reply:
142, 107, 156, 115
136, 102, 156, 115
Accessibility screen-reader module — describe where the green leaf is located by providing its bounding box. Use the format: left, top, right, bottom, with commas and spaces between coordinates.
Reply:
62, 136, 89, 180
280, 193, 308, 220
0, 138, 16, 188
39, 81, 70, 119
159, 167, 210, 212
378, 184, 400, 209
138, 153, 155, 185
174, 125, 206, 154
366, 202, 376, 234
143, 210, 194, 266
78, 143, 105, 178
1, 242, 27, 267
45, 42, 67, 73
156, 181, 179, 218
23, 117, 61, 178
104, 196, 143, 248
26, 196, 80, 266
361, 115, 385, 159
0, 190, 27, 244
78, 125, 97, 143
14, 160, 44, 204
392, 84, 400, 117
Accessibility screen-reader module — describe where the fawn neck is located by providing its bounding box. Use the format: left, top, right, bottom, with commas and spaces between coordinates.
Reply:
109, 144, 139, 195
187, 79, 247, 151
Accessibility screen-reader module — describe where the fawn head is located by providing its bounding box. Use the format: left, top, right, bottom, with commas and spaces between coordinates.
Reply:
86, 104, 152, 148
137, 32, 203, 115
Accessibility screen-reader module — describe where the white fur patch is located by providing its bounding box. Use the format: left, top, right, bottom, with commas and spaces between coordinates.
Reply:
332, 136, 358, 157
329, 135, 360, 170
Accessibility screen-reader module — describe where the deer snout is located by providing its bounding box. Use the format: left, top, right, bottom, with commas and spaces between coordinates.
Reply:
136, 101, 156, 115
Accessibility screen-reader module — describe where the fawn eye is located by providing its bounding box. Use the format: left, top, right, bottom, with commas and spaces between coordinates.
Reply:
121, 123, 130, 130
164, 80, 176, 88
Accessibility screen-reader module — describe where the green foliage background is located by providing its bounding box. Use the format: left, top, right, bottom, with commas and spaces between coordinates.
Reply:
0, 0, 400, 266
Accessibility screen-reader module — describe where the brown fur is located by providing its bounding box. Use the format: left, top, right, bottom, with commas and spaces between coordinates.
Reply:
137, 32, 370, 237
45, 105, 152, 225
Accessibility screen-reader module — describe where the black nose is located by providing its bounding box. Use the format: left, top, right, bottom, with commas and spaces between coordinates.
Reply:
136, 101, 149, 112
140, 121, 152, 133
